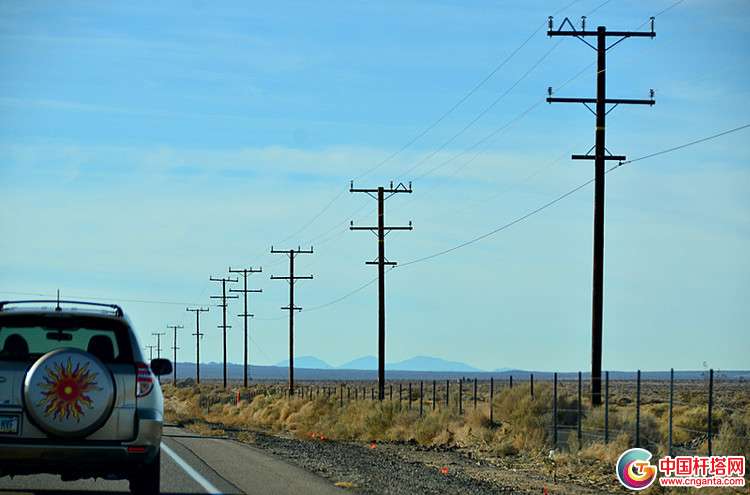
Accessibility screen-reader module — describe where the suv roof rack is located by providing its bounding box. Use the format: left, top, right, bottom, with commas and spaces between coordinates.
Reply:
0, 300, 124, 317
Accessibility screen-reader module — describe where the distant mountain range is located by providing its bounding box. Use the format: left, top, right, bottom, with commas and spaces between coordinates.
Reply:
275, 356, 333, 369
172, 362, 750, 382
276, 355, 482, 372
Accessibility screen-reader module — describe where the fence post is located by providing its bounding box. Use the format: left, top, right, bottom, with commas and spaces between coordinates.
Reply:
371, 387, 375, 401
419, 381, 424, 417
446, 380, 449, 408
553, 372, 558, 448
708, 368, 713, 456
636, 369, 641, 448
668, 368, 673, 456
530, 373, 534, 399
459, 379, 463, 415
473, 378, 478, 409
432, 380, 436, 411
408, 383, 412, 410
390, 384, 393, 401
604, 370, 609, 444
399, 383, 403, 409
490, 377, 494, 424
340, 384, 344, 407
577, 371, 582, 445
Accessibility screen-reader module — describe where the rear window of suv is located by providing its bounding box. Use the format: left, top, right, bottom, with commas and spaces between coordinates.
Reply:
0, 314, 134, 363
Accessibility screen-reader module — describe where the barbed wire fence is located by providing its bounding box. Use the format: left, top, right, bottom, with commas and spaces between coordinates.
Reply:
190, 368, 749, 464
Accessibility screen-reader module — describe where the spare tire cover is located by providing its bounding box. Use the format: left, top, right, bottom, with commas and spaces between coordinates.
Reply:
24, 348, 115, 438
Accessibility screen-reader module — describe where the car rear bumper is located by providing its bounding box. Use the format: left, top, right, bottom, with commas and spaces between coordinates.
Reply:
0, 415, 162, 478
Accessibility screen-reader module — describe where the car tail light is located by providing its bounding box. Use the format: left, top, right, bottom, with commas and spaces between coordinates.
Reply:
136, 362, 154, 398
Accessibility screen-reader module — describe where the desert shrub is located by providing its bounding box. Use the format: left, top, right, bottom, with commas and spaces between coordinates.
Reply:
582, 404, 663, 453
669, 405, 725, 452
490, 383, 576, 452
713, 409, 750, 470
414, 409, 454, 445
578, 433, 631, 464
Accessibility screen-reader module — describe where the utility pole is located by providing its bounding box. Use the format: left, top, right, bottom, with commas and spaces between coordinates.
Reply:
546, 16, 655, 406
151, 332, 164, 359
349, 181, 413, 400
150, 333, 164, 384
270, 247, 313, 396
167, 324, 183, 385
210, 276, 238, 388
229, 266, 263, 388
145, 345, 155, 362
186, 307, 209, 384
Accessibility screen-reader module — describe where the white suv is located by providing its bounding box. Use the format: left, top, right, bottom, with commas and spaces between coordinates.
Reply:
0, 300, 171, 495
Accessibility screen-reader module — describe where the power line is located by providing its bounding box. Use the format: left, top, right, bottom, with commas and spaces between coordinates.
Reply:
13, 124, 741, 327
303, 274, 381, 312
266, 0, 583, 251
357, 0, 583, 182
617, 123, 750, 165
0, 290, 202, 306
397, 122, 750, 268
400, 40, 564, 180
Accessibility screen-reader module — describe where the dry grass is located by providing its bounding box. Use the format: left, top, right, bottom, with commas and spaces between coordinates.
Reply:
162, 379, 750, 475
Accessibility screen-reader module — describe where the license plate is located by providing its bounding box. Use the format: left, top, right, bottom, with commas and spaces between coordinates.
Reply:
0, 414, 19, 434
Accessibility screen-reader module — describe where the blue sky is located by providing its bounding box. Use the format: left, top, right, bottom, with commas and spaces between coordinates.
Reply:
1, 0, 748, 372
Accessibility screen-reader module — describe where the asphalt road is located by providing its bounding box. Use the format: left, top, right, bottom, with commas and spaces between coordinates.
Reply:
0, 426, 344, 495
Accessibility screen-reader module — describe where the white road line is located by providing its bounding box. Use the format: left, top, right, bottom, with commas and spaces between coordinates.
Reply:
161, 441, 223, 494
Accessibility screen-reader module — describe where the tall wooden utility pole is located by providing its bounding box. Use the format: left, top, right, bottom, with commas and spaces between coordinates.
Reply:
186, 306, 208, 384
270, 247, 313, 396
210, 276, 238, 388
229, 266, 263, 388
167, 324, 183, 385
546, 15, 655, 406
350, 181, 413, 400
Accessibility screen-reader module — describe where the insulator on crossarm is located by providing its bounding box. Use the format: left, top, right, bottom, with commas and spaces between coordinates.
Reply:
650, 88, 655, 99
547, 86, 553, 97
581, 16, 586, 31
548, 16, 554, 31
650, 17, 655, 33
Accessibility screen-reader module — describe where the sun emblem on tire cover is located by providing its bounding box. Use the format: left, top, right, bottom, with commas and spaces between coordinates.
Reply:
37, 358, 101, 422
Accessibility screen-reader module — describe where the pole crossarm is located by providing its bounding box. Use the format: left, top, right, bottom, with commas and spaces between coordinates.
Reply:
270, 246, 313, 255
572, 154, 626, 161
549, 30, 655, 38
547, 97, 655, 106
